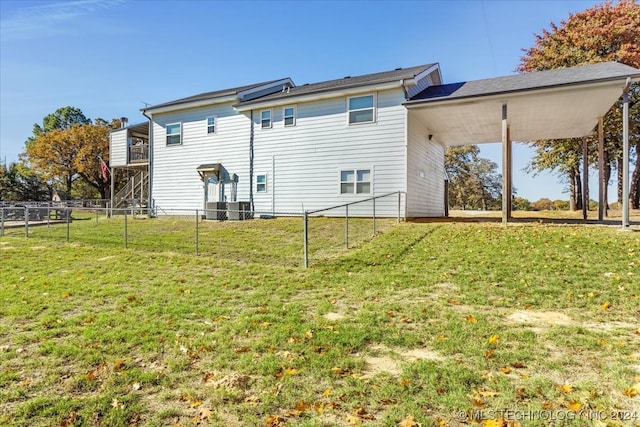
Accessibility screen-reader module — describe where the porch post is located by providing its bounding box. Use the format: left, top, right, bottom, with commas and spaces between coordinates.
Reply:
598, 117, 605, 221
501, 103, 511, 225
110, 166, 115, 217
622, 83, 630, 229
582, 137, 589, 221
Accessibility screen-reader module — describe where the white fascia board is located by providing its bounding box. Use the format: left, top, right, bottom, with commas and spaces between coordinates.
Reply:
143, 94, 239, 116
234, 81, 404, 112
409, 64, 441, 87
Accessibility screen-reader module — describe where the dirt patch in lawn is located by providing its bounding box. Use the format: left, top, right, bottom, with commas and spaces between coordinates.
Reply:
362, 344, 443, 378
508, 310, 573, 326
508, 310, 638, 333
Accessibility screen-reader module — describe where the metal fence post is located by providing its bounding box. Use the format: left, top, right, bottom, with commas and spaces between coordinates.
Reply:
25, 206, 29, 238
124, 208, 128, 249
47, 205, 50, 229
195, 209, 199, 256
1, 206, 4, 237
66, 207, 70, 242
397, 192, 401, 223
345, 205, 349, 249
303, 211, 309, 268
372, 198, 376, 236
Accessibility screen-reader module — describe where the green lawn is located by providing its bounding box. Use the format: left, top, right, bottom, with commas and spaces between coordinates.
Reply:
1, 217, 639, 426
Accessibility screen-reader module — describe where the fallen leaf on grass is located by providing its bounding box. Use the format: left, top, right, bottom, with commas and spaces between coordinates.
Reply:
566, 401, 581, 411
623, 383, 640, 397
111, 398, 124, 409
399, 414, 420, 426
266, 414, 287, 426
465, 315, 478, 324
488, 335, 499, 345
197, 407, 211, 421
322, 389, 332, 397
557, 384, 573, 394
132, 382, 141, 390
601, 301, 610, 310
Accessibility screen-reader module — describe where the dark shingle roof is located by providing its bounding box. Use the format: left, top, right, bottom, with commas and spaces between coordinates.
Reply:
237, 63, 438, 105
408, 62, 640, 104
143, 79, 289, 111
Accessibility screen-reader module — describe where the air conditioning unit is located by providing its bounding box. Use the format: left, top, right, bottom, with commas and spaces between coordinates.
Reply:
205, 202, 227, 220
228, 201, 251, 220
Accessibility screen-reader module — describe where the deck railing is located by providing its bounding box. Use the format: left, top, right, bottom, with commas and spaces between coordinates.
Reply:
128, 144, 149, 163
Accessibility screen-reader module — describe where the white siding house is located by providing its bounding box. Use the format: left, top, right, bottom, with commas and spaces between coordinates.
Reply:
112, 64, 448, 217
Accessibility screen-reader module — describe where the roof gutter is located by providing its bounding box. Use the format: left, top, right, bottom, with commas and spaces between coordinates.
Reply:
142, 95, 239, 115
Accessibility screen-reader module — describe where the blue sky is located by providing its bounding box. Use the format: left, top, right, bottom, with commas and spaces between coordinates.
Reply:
0, 0, 607, 202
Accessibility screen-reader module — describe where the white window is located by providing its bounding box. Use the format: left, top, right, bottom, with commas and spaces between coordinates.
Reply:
283, 106, 296, 127
166, 123, 181, 145
340, 168, 371, 194
261, 110, 272, 129
348, 95, 375, 124
206, 116, 216, 134
256, 174, 267, 193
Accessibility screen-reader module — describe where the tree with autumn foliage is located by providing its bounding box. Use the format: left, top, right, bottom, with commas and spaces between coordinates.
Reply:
23, 107, 120, 200
518, 0, 640, 209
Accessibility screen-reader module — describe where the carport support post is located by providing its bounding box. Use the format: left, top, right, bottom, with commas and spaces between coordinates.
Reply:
598, 117, 605, 221
582, 137, 589, 221
501, 103, 512, 225
622, 85, 630, 229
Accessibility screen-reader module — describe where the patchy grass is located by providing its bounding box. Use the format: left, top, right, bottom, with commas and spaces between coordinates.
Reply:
1, 218, 639, 426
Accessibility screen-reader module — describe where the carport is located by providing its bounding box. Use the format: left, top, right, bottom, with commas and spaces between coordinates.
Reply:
405, 61, 640, 228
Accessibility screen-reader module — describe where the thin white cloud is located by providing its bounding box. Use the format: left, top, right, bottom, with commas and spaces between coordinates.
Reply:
1, 0, 124, 42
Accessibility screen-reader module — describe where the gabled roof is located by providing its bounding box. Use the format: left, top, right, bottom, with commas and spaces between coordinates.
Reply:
407, 61, 640, 104
142, 79, 291, 112
236, 63, 439, 107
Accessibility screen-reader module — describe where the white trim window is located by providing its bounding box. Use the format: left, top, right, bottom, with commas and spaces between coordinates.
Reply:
206, 116, 216, 134
256, 174, 267, 193
283, 106, 296, 127
166, 123, 182, 145
340, 168, 371, 194
347, 94, 375, 124
261, 110, 272, 129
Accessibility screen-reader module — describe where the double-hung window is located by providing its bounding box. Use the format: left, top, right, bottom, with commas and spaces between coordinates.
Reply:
283, 106, 296, 127
256, 174, 267, 193
348, 95, 375, 124
261, 110, 272, 129
340, 168, 371, 194
206, 116, 216, 134
166, 123, 182, 145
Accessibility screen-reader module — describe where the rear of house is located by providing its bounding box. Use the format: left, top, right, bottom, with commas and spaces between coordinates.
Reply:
110, 64, 448, 218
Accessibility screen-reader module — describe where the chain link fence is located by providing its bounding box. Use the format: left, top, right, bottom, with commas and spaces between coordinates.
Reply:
2, 194, 405, 267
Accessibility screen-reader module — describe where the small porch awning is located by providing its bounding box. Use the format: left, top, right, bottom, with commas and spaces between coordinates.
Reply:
196, 163, 222, 181
405, 62, 640, 145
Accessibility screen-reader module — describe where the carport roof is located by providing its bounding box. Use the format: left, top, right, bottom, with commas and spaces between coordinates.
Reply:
405, 61, 640, 145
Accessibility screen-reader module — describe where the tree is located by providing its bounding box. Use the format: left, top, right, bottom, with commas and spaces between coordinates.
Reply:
518, 0, 640, 209
0, 163, 50, 201
513, 196, 531, 211
445, 145, 502, 210
26, 106, 91, 147
22, 108, 118, 200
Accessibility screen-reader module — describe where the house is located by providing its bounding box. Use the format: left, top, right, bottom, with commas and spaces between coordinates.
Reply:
109, 61, 639, 221
109, 63, 445, 218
